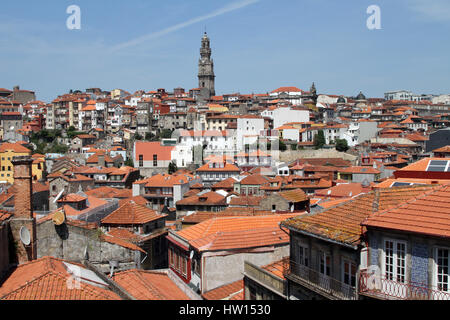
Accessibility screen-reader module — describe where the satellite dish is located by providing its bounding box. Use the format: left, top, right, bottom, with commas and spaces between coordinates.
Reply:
52, 210, 66, 226
19, 226, 31, 246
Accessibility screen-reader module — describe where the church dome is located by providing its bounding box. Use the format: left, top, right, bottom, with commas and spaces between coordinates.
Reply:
356, 91, 366, 100
337, 96, 346, 104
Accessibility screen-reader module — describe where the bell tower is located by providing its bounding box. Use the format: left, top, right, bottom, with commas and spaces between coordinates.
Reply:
198, 32, 216, 98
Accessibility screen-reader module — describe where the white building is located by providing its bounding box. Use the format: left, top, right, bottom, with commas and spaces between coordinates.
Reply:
236, 116, 265, 152
263, 106, 310, 130
269, 87, 305, 106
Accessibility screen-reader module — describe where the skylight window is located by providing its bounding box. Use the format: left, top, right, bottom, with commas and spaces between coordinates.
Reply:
426, 160, 450, 172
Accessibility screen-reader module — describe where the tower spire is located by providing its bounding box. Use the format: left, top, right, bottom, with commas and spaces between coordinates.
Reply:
198, 31, 215, 98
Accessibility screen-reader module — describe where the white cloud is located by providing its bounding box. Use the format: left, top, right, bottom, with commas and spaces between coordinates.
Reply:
407, 0, 450, 22
109, 0, 260, 52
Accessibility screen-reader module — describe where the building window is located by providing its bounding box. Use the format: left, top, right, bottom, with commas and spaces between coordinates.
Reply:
298, 243, 309, 267
319, 251, 331, 276
342, 259, 357, 287
436, 247, 449, 292
153, 154, 158, 167
384, 239, 406, 283
139, 155, 143, 167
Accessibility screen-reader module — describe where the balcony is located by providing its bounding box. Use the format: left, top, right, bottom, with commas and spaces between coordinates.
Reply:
359, 270, 450, 300
283, 260, 357, 300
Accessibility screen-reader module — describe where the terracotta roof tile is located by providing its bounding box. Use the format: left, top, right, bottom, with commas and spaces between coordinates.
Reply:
176, 214, 301, 251
196, 162, 240, 172
202, 280, 244, 300
0, 142, 31, 153
102, 202, 165, 225
362, 184, 450, 238
113, 269, 190, 300
0, 257, 121, 300
261, 257, 289, 280
176, 191, 227, 206
278, 189, 308, 202
282, 185, 437, 247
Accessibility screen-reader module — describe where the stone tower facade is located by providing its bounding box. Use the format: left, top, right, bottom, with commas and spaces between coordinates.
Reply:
198, 32, 215, 98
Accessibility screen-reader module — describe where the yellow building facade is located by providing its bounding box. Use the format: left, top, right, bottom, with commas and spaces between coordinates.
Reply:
0, 143, 32, 184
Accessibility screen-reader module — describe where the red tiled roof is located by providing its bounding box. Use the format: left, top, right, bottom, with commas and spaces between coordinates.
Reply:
0, 210, 11, 221
113, 270, 190, 300
315, 183, 370, 199
282, 185, 437, 247
433, 145, 450, 153
240, 174, 270, 185
176, 214, 301, 251
196, 162, 240, 172
362, 184, 450, 238
396, 157, 450, 172
339, 166, 380, 174
202, 280, 244, 300
118, 196, 149, 207
261, 257, 289, 280
271, 87, 302, 93
176, 191, 227, 206
0, 257, 121, 300
278, 189, 308, 202
84, 186, 132, 199
86, 153, 114, 164
101, 202, 165, 225
141, 173, 194, 188
0, 142, 31, 153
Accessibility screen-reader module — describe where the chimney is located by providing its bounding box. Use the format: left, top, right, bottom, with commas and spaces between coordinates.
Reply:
10, 156, 36, 264
98, 154, 106, 167
12, 156, 33, 218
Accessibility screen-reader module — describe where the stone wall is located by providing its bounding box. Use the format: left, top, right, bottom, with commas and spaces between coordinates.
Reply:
279, 149, 357, 164
203, 245, 289, 293
37, 220, 140, 274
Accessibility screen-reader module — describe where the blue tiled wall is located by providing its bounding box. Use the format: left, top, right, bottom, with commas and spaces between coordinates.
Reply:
411, 242, 428, 286
368, 233, 379, 267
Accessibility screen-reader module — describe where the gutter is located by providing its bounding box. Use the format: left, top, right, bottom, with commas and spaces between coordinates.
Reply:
281, 222, 358, 250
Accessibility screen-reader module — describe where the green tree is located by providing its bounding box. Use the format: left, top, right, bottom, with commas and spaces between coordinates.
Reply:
145, 132, 154, 141
279, 140, 287, 152
134, 133, 143, 140
335, 139, 349, 152
168, 161, 178, 174
313, 130, 325, 149
160, 129, 173, 139
124, 158, 134, 167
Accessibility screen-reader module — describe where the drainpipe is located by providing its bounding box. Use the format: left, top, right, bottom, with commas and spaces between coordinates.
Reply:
279, 223, 291, 300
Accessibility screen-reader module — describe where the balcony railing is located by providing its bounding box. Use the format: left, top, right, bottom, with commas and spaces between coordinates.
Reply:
283, 259, 357, 300
359, 270, 450, 300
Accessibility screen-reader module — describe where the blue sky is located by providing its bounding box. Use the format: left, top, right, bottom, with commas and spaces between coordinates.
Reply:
1, 0, 449, 102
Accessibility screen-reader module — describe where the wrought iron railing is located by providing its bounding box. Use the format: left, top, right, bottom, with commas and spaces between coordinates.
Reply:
359, 270, 450, 300
283, 259, 357, 300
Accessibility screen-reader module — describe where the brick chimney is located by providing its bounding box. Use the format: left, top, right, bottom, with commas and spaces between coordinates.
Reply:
10, 156, 36, 264
98, 154, 106, 167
